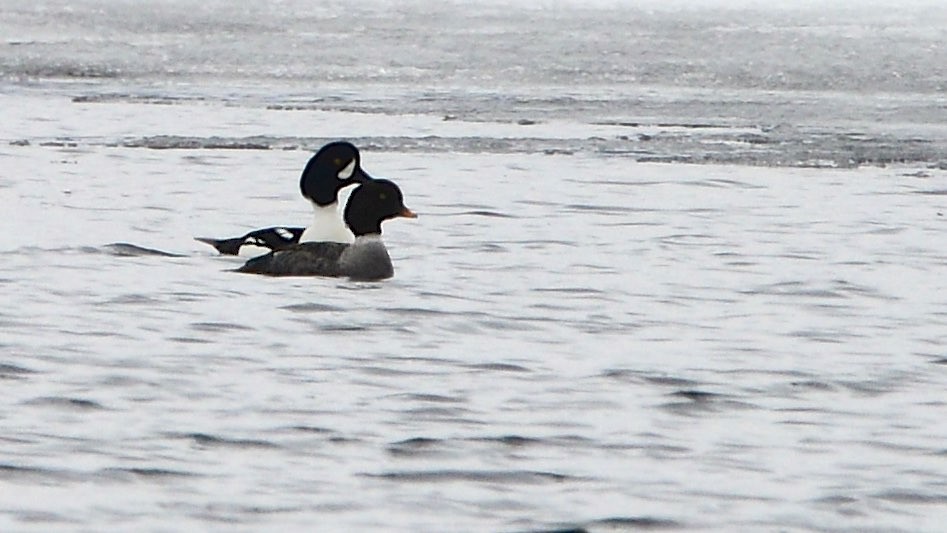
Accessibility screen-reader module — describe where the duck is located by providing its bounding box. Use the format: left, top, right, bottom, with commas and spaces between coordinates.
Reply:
196, 141, 373, 256
237, 179, 416, 280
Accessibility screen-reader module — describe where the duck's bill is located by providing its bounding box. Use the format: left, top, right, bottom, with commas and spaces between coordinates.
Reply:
400, 207, 418, 219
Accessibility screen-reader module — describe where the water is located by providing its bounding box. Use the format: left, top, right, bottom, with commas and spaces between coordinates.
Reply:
2, 1, 947, 531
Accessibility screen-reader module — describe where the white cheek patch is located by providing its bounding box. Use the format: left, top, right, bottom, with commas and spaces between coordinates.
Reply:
337, 159, 356, 180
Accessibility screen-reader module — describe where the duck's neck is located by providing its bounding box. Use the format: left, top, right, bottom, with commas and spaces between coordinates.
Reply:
353, 233, 383, 243
299, 202, 354, 244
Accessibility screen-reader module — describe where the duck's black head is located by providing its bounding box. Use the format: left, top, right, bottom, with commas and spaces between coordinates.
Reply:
300, 141, 373, 206
344, 179, 417, 237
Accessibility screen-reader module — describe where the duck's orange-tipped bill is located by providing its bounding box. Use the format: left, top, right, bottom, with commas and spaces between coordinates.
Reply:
400, 207, 418, 219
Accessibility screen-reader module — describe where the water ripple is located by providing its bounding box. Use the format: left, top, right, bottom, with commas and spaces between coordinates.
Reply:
96, 467, 199, 481
171, 433, 280, 450
0, 463, 78, 483
0, 362, 38, 379
364, 469, 574, 484
23, 397, 107, 411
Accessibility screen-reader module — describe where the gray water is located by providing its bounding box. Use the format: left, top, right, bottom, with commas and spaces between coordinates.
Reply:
1, 1, 947, 531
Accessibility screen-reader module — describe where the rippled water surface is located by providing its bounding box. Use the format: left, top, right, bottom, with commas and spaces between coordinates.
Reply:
2, 1, 947, 531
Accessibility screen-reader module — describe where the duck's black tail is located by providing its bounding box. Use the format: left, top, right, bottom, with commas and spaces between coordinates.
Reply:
194, 236, 243, 256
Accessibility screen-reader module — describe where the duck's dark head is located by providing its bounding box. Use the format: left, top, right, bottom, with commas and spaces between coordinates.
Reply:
344, 179, 417, 237
300, 141, 373, 206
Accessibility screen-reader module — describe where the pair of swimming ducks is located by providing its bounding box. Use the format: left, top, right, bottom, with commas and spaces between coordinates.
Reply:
197, 141, 416, 281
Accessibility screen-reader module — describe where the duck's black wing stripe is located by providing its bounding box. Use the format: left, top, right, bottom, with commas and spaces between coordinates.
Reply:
196, 226, 305, 255
247, 227, 305, 250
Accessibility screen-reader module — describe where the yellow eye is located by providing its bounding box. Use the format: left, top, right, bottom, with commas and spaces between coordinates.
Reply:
334, 158, 342, 165
379, 193, 387, 199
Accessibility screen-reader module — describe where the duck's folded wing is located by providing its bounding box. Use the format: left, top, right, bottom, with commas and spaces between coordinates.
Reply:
196, 226, 304, 255
236, 242, 347, 277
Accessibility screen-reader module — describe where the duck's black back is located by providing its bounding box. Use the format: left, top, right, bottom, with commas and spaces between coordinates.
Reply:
237, 242, 347, 277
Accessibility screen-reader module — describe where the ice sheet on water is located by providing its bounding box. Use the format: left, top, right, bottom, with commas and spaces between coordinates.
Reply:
3, 0, 947, 167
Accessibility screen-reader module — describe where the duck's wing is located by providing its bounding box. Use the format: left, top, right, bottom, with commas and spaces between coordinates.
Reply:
236, 241, 347, 277
196, 226, 305, 255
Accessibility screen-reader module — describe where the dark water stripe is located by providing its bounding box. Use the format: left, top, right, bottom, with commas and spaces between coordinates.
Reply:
379, 306, 452, 317
659, 390, 759, 416
0, 362, 38, 376
471, 435, 545, 447
875, 490, 947, 504
101, 294, 163, 305
190, 321, 254, 332
602, 369, 700, 387
15, 64, 121, 79
454, 210, 516, 218
168, 336, 213, 344
103, 242, 185, 257
319, 324, 370, 333
591, 516, 683, 529
788, 380, 836, 392
10, 510, 75, 524
388, 393, 464, 403
390, 437, 443, 448
522, 526, 590, 533
285, 425, 334, 434
670, 390, 726, 402
513, 515, 683, 532
363, 469, 573, 484
97, 466, 199, 480
400, 406, 475, 419
387, 434, 593, 452
0, 463, 78, 482
387, 437, 446, 457
532, 287, 606, 295
465, 362, 532, 373
171, 432, 280, 449
23, 396, 107, 410
281, 302, 344, 313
